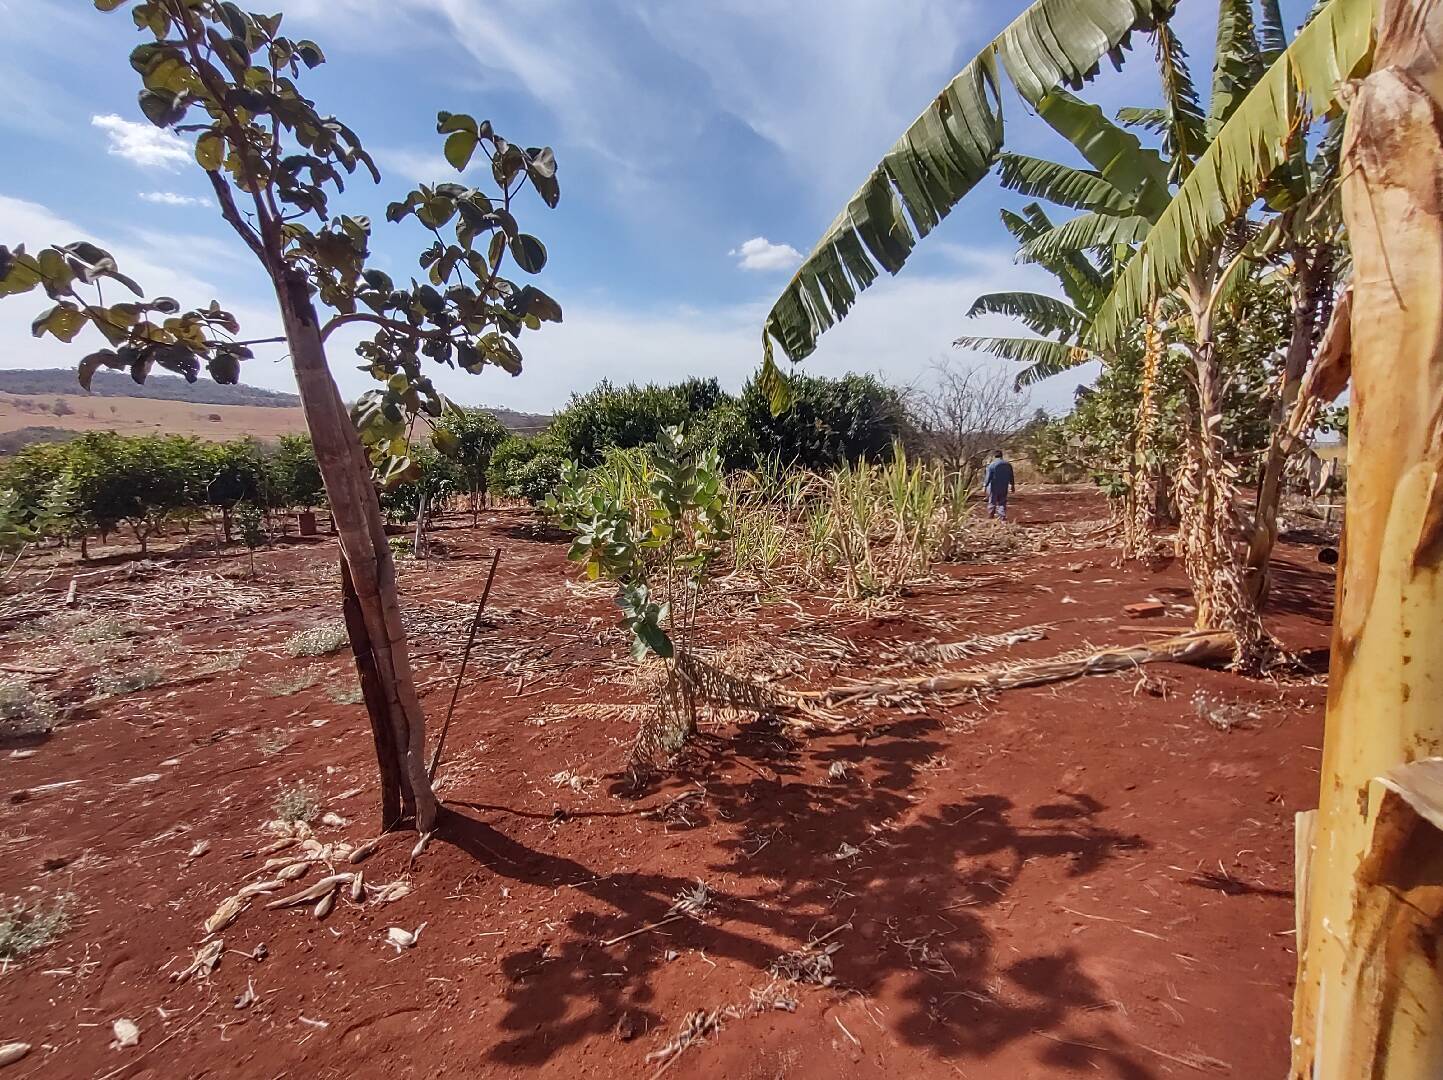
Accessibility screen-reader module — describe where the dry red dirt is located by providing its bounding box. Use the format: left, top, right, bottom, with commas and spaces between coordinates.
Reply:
0, 489, 1334, 1079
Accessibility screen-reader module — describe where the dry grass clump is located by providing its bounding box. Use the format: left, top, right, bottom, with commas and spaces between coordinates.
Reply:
283, 622, 349, 658
273, 781, 321, 823
92, 665, 165, 698
0, 681, 58, 735
325, 680, 363, 705
0, 895, 70, 960
268, 670, 322, 697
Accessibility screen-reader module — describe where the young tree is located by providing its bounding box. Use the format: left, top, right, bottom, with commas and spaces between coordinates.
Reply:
233, 499, 265, 576
908, 360, 1032, 482
436, 407, 508, 525
268, 434, 324, 510
0, 1, 563, 833
204, 438, 267, 543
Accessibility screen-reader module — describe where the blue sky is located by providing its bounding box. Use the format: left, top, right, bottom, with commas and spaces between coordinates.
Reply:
0, 0, 1284, 415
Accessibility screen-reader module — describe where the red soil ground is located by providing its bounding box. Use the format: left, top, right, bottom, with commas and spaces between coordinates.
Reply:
0, 488, 1334, 1079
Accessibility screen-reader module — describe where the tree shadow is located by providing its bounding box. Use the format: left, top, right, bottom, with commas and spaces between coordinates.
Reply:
440, 713, 1157, 1076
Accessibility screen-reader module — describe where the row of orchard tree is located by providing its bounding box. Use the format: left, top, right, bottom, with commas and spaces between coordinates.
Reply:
0, 369, 915, 560
0, 432, 323, 557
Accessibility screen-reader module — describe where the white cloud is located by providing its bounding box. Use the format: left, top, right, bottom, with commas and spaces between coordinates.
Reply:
91, 114, 189, 170
139, 191, 213, 208
730, 236, 802, 273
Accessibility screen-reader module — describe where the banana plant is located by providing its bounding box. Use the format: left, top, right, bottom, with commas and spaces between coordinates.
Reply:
756, 0, 1176, 410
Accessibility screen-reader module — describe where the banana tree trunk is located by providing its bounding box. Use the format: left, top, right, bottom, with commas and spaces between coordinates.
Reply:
275, 269, 438, 834
1123, 306, 1163, 560
1175, 274, 1271, 671
1290, 2, 1443, 1073
1246, 252, 1326, 601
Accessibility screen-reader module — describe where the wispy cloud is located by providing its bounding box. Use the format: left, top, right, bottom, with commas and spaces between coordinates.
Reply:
730, 236, 802, 272
139, 191, 213, 208
91, 114, 189, 170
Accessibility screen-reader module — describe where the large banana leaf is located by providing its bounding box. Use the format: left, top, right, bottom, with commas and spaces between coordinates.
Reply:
954, 334, 1096, 386
1150, 18, 1209, 178
966, 291, 1087, 338
1000, 205, 1111, 311
760, 0, 1172, 379
1089, 0, 1375, 353
996, 154, 1133, 214
1034, 90, 1172, 218
1208, 0, 1266, 135
1017, 211, 1152, 264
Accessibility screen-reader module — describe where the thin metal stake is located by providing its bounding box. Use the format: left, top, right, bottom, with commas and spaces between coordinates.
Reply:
428, 546, 501, 782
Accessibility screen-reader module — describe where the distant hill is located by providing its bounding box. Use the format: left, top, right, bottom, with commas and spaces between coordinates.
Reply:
0, 368, 301, 407
0, 368, 551, 450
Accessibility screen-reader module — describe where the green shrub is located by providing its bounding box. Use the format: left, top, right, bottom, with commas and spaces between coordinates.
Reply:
0, 896, 70, 960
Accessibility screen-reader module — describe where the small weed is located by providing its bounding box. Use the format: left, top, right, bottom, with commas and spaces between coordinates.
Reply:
255, 730, 290, 756
273, 781, 321, 823
1192, 691, 1259, 732
268, 670, 322, 697
0, 681, 58, 735
282, 622, 349, 658
92, 665, 165, 698
325, 681, 363, 706
68, 615, 133, 645
0, 895, 70, 960
388, 536, 414, 556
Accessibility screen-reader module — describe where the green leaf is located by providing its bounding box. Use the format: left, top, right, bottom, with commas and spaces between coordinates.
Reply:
138, 88, 187, 128
431, 425, 460, 458
195, 131, 224, 171
1208, 0, 1265, 136
444, 129, 478, 171
517, 285, 562, 323
1016, 211, 1151, 264
757, 337, 793, 415
32, 303, 86, 343
208, 351, 242, 385
508, 234, 546, 274
294, 40, 325, 68
436, 111, 479, 136
762, 0, 1169, 364
996, 153, 1132, 214
78, 350, 119, 390
1033, 90, 1171, 219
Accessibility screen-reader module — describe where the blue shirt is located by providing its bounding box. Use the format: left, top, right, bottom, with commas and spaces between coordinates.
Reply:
984, 459, 1014, 496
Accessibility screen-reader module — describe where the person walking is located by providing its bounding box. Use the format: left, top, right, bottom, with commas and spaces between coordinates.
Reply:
983, 449, 1015, 521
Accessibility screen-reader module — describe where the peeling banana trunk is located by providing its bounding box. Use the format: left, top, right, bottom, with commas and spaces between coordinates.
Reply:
1290, 5, 1443, 1074
1123, 305, 1163, 561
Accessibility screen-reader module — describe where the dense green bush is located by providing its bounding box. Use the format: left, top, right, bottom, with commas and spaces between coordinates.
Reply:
541, 372, 909, 484
489, 435, 567, 504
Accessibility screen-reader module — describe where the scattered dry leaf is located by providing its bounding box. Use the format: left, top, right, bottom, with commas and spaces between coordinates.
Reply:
0, 1043, 31, 1067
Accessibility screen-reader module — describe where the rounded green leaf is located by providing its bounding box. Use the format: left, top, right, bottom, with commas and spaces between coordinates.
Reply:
509, 234, 547, 274
196, 131, 224, 171
444, 130, 477, 172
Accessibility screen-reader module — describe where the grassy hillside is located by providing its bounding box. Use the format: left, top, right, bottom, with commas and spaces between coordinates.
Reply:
0, 368, 301, 407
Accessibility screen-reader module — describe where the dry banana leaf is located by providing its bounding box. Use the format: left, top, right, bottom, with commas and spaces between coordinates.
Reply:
204, 895, 246, 935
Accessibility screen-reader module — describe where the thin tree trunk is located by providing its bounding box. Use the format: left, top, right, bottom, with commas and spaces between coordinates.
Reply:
1291, 4, 1443, 1074
274, 269, 438, 833
340, 558, 405, 828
